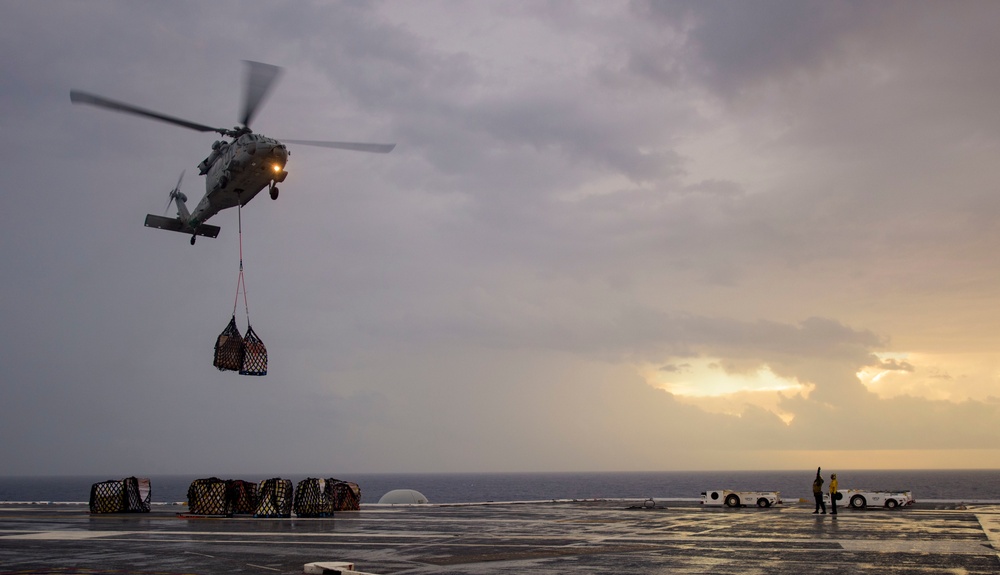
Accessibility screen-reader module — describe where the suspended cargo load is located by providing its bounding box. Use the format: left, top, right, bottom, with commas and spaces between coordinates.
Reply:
89, 477, 151, 514
214, 316, 244, 372
214, 204, 267, 376
255, 478, 293, 518
240, 325, 267, 376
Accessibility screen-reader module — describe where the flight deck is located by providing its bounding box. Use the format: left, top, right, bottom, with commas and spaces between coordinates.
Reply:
1, 500, 999, 574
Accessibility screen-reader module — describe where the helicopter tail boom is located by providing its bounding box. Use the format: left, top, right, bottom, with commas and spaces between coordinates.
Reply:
144, 214, 220, 239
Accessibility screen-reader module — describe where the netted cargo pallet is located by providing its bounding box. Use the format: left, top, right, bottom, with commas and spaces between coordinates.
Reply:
187, 478, 258, 515
227, 479, 258, 515
294, 478, 333, 517
89, 477, 151, 514
187, 478, 228, 515
214, 316, 244, 372
329, 480, 361, 511
240, 325, 267, 376
255, 478, 293, 518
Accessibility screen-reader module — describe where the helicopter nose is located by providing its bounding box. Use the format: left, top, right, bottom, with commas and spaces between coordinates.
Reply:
269, 145, 289, 181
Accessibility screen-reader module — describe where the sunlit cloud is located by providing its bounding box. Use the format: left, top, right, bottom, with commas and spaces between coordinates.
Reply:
639, 358, 809, 423
857, 352, 913, 395
858, 352, 1000, 402
646, 358, 804, 396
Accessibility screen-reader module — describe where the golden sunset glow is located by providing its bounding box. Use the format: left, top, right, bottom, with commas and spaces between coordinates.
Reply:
643, 359, 803, 396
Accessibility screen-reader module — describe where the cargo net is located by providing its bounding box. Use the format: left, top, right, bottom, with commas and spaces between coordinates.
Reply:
187, 478, 259, 515
213, 316, 244, 372
213, 317, 267, 376
89, 477, 151, 514
187, 478, 227, 515
329, 479, 361, 511
255, 478, 293, 518
294, 478, 333, 517
240, 325, 267, 376
227, 479, 258, 514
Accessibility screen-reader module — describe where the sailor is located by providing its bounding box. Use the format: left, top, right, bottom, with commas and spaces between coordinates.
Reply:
829, 473, 838, 515
813, 467, 827, 514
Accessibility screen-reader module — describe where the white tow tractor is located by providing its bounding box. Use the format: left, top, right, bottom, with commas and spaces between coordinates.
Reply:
701, 489, 782, 508
825, 489, 914, 510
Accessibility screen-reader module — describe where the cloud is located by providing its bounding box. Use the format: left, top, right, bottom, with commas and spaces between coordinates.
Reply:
632, 1, 890, 95
2, 1, 1000, 474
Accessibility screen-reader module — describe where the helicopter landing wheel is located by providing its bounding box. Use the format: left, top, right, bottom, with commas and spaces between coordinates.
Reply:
270, 186, 279, 200
190, 235, 196, 245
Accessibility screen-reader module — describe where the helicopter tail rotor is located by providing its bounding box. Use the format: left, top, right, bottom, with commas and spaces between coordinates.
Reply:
164, 170, 186, 214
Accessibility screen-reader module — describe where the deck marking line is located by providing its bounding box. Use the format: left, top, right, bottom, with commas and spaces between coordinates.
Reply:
0, 530, 120, 540
182, 551, 215, 558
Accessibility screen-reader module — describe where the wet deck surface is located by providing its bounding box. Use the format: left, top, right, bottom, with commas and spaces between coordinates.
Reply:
1, 500, 999, 574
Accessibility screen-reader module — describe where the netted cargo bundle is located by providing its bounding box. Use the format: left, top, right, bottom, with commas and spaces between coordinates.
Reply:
214, 316, 244, 372
240, 325, 267, 376
89, 477, 151, 514
294, 478, 333, 517
255, 478, 293, 518
186, 478, 258, 516
328, 479, 361, 511
227, 479, 258, 515
187, 477, 228, 515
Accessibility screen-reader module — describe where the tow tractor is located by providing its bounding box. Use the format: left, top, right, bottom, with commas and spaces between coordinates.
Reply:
701, 489, 782, 508
826, 489, 914, 510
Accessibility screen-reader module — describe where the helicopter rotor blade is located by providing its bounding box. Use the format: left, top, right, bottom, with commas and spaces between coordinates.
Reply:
70, 90, 225, 134
240, 61, 282, 129
282, 139, 396, 153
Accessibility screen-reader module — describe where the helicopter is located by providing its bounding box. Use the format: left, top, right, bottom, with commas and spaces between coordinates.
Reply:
71, 61, 395, 245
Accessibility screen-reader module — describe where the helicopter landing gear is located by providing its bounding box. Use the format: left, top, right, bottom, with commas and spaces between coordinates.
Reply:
269, 185, 279, 200
190, 235, 197, 245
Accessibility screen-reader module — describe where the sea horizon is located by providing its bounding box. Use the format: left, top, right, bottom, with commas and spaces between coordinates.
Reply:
3, 469, 999, 505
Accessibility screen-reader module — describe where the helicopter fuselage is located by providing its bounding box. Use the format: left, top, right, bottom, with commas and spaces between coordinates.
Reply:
188, 133, 289, 228
72, 60, 393, 245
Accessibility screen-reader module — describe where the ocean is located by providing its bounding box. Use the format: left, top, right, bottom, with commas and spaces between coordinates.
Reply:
2, 470, 999, 505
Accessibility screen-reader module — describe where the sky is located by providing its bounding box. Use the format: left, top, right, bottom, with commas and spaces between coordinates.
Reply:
3, 0, 1000, 476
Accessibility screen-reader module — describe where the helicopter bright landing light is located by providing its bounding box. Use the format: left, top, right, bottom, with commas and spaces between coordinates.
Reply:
71, 61, 394, 245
